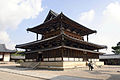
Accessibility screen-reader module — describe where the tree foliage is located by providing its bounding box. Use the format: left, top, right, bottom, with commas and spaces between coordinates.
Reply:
112, 42, 120, 54
11, 51, 25, 56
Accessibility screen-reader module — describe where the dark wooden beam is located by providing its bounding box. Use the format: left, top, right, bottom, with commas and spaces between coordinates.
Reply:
61, 48, 64, 61
68, 49, 69, 61
87, 35, 89, 42
36, 33, 38, 40
97, 49, 99, 52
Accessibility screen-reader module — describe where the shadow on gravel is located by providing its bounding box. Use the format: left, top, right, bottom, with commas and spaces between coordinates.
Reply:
107, 74, 120, 80
85, 69, 120, 80
84, 70, 104, 75
0, 66, 63, 71
0, 66, 32, 71
50, 75, 100, 80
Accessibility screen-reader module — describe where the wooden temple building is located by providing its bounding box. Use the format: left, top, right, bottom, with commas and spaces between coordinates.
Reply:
16, 10, 107, 69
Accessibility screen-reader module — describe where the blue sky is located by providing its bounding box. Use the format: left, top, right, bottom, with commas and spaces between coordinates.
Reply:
0, 0, 120, 54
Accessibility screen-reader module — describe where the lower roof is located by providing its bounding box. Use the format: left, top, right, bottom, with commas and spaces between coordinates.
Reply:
64, 33, 107, 49
25, 46, 104, 54
16, 33, 107, 50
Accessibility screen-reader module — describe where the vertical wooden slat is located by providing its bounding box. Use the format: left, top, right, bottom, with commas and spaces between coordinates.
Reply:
87, 35, 89, 42
68, 49, 69, 61
36, 33, 38, 40
61, 48, 64, 61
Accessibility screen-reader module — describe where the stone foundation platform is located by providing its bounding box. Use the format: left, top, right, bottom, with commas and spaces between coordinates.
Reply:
20, 61, 104, 70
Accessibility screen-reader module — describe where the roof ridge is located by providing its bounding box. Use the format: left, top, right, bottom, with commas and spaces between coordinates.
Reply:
49, 10, 58, 16
44, 10, 59, 22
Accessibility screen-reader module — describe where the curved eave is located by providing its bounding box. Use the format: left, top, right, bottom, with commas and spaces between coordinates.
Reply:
27, 14, 61, 34
16, 33, 107, 50
25, 46, 105, 54
27, 13, 97, 36
61, 13, 97, 36
64, 46, 105, 54
15, 34, 62, 49
64, 33, 107, 49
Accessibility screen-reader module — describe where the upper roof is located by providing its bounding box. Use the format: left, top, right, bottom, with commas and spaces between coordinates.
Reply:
0, 44, 16, 53
27, 10, 96, 36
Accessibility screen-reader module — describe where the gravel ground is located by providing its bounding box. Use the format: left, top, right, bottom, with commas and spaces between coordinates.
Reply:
0, 62, 120, 80
0, 71, 44, 80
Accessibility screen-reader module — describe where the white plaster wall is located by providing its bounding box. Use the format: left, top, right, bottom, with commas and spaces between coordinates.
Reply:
3, 53, 10, 61
88, 59, 99, 62
75, 58, 78, 61
43, 58, 63, 61
79, 58, 83, 61
0, 54, 3, 59
63, 57, 68, 61
43, 58, 48, 61
69, 58, 74, 61
56, 57, 62, 61
49, 58, 54, 61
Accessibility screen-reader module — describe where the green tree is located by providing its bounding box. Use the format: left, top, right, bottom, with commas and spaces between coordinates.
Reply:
112, 42, 120, 54
11, 51, 25, 56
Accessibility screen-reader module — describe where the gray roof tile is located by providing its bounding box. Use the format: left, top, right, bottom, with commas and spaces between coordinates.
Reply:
0, 44, 16, 53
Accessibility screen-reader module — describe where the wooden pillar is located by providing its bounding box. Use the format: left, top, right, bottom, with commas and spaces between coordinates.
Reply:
68, 49, 69, 61
61, 35, 64, 46
61, 48, 64, 61
97, 49, 99, 52
74, 50, 75, 61
54, 50, 55, 61
2, 53, 4, 61
86, 52, 88, 61
84, 51, 87, 61
46, 51, 49, 62
87, 35, 89, 42
25, 49, 27, 52
36, 33, 38, 41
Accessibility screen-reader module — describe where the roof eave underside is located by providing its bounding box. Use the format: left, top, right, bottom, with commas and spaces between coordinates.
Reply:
16, 34, 62, 49
64, 33, 107, 49
16, 33, 106, 49
25, 46, 105, 54
27, 14, 61, 33
27, 13, 96, 36
61, 13, 97, 35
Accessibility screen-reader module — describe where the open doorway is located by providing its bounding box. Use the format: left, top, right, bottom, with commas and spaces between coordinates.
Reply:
37, 54, 43, 61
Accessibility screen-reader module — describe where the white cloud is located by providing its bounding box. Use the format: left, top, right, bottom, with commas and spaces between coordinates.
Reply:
79, 10, 95, 26
78, 2, 120, 54
100, 2, 120, 54
0, 0, 43, 30
0, 0, 43, 49
0, 31, 10, 43
0, 31, 16, 49
103, 2, 120, 23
